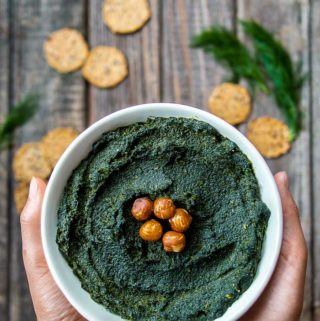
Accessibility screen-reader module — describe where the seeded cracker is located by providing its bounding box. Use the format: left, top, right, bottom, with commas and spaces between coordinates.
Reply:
44, 28, 89, 73
82, 46, 128, 88
246, 116, 291, 158
208, 83, 251, 125
14, 182, 29, 214
13, 142, 52, 182
40, 127, 79, 167
103, 0, 151, 34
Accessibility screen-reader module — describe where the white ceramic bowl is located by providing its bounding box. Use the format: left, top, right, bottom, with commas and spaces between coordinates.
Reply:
42, 103, 282, 321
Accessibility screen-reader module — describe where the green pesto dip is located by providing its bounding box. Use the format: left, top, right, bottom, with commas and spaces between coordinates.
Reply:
57, 117, 270, 321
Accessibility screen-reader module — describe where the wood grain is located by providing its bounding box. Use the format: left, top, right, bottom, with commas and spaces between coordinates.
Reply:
88, 0, 161, 122
8, 0, 87, 320
0, 0, 9, 319
311, 0, 320, 319
0, 0, 317, 320
161, 0, 235, 106
237, 1, 312, 320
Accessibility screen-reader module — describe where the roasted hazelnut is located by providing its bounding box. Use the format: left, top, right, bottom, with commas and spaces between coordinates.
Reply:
139, 219, 163, 241
131, 197, 153, 221
162, 231, 186, 253
154, 197, 176, 219
169, 208, 192, 232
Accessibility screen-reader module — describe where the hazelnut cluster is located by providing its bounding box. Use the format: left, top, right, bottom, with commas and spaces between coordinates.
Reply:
131, 197, 192, 253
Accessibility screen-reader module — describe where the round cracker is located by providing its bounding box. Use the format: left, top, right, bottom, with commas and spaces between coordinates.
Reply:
41, 127, 79, 167
15, 182, 29, 214
208, 83, 252, 125
13, 142, 52, 182
82, 46, 128, 88
44, 28, 89, 73
103, 0, 151, 34
246, 116, 291, 158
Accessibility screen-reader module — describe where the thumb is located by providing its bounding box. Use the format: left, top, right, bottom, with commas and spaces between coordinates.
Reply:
274, 172, 307, 260
20, 177, 48, 276
21, 178, 85, 321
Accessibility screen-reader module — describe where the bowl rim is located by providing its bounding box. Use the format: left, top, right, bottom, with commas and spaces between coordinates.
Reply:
41, 102, 283, 321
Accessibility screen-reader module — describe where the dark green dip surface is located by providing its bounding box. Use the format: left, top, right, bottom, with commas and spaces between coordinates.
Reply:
57, 117, 270, 321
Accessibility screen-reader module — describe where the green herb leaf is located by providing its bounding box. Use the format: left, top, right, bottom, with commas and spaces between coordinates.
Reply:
0, 130, 13, 150
191, 26, 269, 94
241, 20, 304, 141
0, 93, 39, 151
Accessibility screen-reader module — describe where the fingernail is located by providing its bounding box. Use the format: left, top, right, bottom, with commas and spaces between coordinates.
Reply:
29, 177, 38, 200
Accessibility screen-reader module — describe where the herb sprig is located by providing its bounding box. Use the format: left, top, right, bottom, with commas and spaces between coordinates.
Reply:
241, 20, 304, 140
191, 26, 269, 94
0, 94, 39, 151
191, 20, 305, 141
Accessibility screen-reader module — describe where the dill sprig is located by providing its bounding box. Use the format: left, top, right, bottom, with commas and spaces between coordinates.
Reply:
241, 20, 304, 141
190, 21, 305, 141
190, 26, 269, 94
0, 93, 39, 151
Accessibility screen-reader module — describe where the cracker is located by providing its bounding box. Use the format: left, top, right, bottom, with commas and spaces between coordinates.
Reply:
14, 182, 29, 214
208, 83, 251, 125
82, 46, 128, 88
13, 142, 52, 182
246, 116, 291, 158
44, 28, 89, 73
103, 0, 151, 34
41, 127, 79, 167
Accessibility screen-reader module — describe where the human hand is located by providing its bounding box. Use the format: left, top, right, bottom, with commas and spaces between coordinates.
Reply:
20, 177, 85, 321
240, 171, 308, 321
21, 173, 307, 321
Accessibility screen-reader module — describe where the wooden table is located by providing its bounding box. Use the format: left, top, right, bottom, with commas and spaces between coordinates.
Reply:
0, 0, 318, 320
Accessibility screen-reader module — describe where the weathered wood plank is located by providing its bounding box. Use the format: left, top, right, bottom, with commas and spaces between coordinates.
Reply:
2, 1, 315, 321
161, 0, 235, 107
311, 0, 320, 319
237, 1, 312, 320
0, 0, 9, 320
88, 0, 161, 122
9, 0, 87, 320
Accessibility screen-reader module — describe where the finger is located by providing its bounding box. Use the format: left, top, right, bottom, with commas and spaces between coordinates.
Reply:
274, 172, 303, 235
274, 171, 307, 264
20, 177, 47, 273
